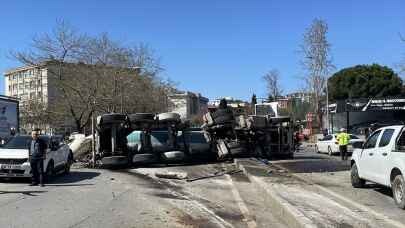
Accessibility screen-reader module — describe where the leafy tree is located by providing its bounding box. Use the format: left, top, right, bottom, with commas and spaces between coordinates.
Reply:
328, 64, 402, 100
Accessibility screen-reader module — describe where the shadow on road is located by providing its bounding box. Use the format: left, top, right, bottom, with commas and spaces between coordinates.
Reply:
49, 171, 100, 185
0, 190, 47, 196
276, 160, 351, 173
363, 184, 393, 197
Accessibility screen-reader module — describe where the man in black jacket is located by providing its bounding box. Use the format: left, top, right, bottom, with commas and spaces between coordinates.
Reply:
29, 129, 47, 187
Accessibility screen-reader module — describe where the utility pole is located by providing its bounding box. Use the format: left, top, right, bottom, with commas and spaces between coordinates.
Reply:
91, 100, 96, 168
326, 77, 329, 133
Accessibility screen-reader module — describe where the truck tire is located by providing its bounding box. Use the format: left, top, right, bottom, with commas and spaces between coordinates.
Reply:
351, 163, 365, 188
393, 174, 405, 209
132, 153, 158, 164
216, 140, 229, 159
212, 109, 233, 119
247, 116, 267, 129
203, 112, 215, 125
162, 151, 185, 162
99, 114, 127, 125
157, 112, 181, 123
101, 156, 129, 166
213, 115, 234, 125
129, 113, 155, 123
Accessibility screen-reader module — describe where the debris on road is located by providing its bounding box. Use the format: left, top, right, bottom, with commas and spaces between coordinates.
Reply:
186, 169, 243, 182
155, 171, 188, 180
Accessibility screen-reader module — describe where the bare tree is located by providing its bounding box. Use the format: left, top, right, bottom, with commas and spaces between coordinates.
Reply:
12, 21, 173, 133
263, 69, 283, 101
300, 18, 334, 129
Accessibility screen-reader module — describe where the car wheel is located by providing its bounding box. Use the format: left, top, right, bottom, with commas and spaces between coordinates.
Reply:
64, 153, 74, 174
392, 174, 405, 209
328, 146, 333, 156
351, 163, 365, 188
45, 161, 55, 181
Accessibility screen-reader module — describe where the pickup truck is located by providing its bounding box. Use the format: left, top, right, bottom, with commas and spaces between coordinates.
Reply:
351, 125, 405, 209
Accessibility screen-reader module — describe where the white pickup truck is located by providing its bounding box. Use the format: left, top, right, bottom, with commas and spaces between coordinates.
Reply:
351, 125, 405, 208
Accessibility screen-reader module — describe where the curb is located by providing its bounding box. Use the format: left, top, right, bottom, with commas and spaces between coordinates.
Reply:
234, 159, 317, 228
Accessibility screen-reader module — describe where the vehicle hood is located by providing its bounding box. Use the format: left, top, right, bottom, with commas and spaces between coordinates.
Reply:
349, 139, 364, 143
0, 149, 29, 159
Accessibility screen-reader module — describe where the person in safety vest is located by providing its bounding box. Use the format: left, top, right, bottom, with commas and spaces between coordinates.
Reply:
336, 128, 350, 161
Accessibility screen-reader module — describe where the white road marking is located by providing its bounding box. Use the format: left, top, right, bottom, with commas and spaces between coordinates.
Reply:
225, 174, 257, 228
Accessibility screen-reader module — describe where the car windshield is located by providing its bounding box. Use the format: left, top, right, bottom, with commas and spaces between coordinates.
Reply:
1, 136, 32, 149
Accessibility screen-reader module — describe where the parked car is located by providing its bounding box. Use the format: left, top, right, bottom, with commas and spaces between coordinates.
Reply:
351, 125, 405, 208
315, 134, 364, 156
0, 135, 74, 179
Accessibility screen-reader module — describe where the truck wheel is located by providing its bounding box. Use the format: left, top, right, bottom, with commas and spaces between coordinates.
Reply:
212, 109, 233, 119
129, 113, 155, 122
132, 153, 158, 164
162, 151, 185, 162
393, 174, 405, 209
101, 156, 129, 166
213, 115, 234, 125
99, 114, 127, 125
351, 164, 365, 188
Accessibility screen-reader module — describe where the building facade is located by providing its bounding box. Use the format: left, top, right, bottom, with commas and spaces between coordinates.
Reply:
168, 91, 209, 120
4, 62, 68, 133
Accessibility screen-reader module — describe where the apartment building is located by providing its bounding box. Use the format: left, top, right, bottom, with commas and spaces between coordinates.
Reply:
4, 62, 62, 133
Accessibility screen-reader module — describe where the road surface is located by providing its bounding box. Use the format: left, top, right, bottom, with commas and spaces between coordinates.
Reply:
0, 162, 286, 228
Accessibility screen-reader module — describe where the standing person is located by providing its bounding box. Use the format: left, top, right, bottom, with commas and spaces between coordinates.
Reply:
29, 129, 47, 187
336, 128, 350, 161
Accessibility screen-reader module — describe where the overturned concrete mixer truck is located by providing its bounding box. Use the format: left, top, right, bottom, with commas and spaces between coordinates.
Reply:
95, 112, 211, 166
201, 105, 295, 160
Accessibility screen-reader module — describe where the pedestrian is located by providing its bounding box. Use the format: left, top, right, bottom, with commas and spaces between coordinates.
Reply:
28, 129, 47, 187
336, 128, 350, 161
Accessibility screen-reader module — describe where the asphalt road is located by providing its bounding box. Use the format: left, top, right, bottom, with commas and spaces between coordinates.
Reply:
273, 146, 405, 227
0, 162, 287, 228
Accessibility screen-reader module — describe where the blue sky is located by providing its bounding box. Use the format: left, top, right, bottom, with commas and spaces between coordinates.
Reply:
0, 1, 404, 101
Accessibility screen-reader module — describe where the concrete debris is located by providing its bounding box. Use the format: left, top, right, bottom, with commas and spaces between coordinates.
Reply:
186, 169, 242, 182
155, 171, 188, 180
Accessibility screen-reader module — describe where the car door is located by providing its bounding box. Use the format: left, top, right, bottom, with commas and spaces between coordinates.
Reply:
359, 130, 382, 182
374, 128, 396, 185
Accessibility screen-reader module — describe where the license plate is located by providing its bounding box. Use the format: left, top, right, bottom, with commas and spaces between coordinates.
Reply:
1, 164, 21, 169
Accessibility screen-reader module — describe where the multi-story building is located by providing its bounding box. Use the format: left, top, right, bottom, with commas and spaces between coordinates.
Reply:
168, 91, 209, 120
4, 61, 68, 133
4, 63, 50, 107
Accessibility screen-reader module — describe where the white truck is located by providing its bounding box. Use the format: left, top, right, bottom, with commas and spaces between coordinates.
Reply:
351, 125, 405, 208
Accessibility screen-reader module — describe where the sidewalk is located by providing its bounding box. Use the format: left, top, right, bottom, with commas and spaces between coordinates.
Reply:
234, 158, 404, 228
